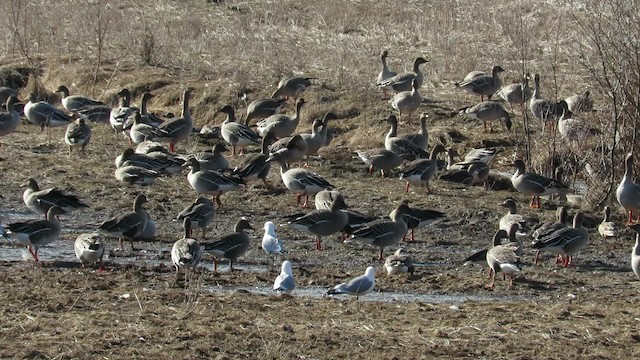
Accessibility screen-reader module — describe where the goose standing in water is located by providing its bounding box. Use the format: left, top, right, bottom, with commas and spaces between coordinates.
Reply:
3, 206, 65, 262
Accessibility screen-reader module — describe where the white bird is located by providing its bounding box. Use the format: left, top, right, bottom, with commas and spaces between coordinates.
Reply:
327, 266, 376, 300
262, 221, 285, 260
74, 233, 106, 270
273, 260, 295, 294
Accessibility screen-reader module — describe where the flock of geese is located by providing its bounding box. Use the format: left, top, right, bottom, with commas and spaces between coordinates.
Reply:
0, 49, 636, 298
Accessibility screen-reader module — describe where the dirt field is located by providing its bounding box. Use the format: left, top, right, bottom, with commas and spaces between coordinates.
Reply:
1, 0, 640, 359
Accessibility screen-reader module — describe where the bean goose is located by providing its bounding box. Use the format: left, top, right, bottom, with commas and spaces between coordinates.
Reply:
458, 101, 512, 132
267, 151, 335, 207
327, 266, 376, 300
529, 73, 564, 131
498, 198, 529, 234
485, 229, 521, 289
127, 111, 170, 145
384, 247, 415, 275
0, 96, 21, 142
355, 148, 403, 178
136, 92, 165, 127
456, 65, 505, 101
55, 85, 105, 112
114, 165, 161, 186
394, 205, 446, 242
191, 143, 230, 171
401, 113, 429, 149
531, 206, 569, 264
565, 91, 594, 113
3, 206, 65, 262
629, 224, 640, 279
184, 158, 245, 207
0, 86, 18, 107
269, 134, 308, 166
175, 197, 215, 240
300, 118, 325, 163
202, 218, 252, 272
443, 148, 490, 187
257, 98, 306, 138
349, 203, 410, 260
511, 159, 568, 208
271, 76, 314, 99
75, 233, 106, 270
463, 147, 499, 166
273, 260, 295, 294
376, 50, 398, 98
64, 118, 91, 156
22, 178, 88, 216
116, 148, 182, 175
598, 206, 618, 239
229, 134, 273, 188
617, 153, 640, 224
557, 101, 594, 142
171, 218, 202, 273
398, 144, 446, 193
218, 105, 261, 155
390, 79, 422, 123
110, 88, 138, 134
24, 92, 73, 130
96, 194, 148, 252
377, 56, 428, 93
75, 104, 112, 124
154, 89, 193, 153
496, 74, 531, 111
384, 114, 430, 160
532, 212, 589, 267
244, 98, 287, 125
282, 196, 348, 250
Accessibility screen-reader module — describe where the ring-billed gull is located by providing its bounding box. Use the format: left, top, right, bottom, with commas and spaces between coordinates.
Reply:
273, 261, 295, 294
327, 266, 375, 300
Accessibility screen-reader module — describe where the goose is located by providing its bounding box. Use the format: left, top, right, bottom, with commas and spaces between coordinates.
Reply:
64, 118, 91, 156
348, 203, 409, 260
617, 153, 640, 224
394, 205, 446, 242
3, 206, 65, 262
74, 104, 112, 124
114, 165, 161, 186
110, 88, 138, 134
229, 134, 273, 188
139, 210, 156, 240
127, 111, 171, 145
565, 91, 594, 113
384, 248, 415, 275
498, 198, 529, 234
282, 196, 348, 250
184, 158, 245, 207
327, 266, 375, 300
314, 189, 344, 211
442, 148, 490, 187
244, 98, 287, 125
390, 79, 422, 123
171, 218, 202, 273
456, 65, 505, 101
257, 98, 306, 138
529, 73, 563, 131
268, 134, 308, 166
531, 206, 570, 264
271, 76, 314, 99
116, 148, 182, 174
136, 92, 165, 127
0, 86, 18, 107
401, 113, 429, 149
300, 118, 325, 162
398, 144, 446, 193
198, 124, 221, 141
96, 194, 148, 252
533, 212, 589, 267
74, 233, 106, 270
629, 224, 640, 279
458, 101, 512, 132
175, 197, 215, 240
273, 260, 295, 294
191, 143, 230, 171
384, 115, 430, 160
0, 95, 21, 142
22, 178, 88, 216
154, 89, 193, 153
496, 74, 531, 111
463, 147, 499, 166
485, 229, 521, 289
376, 50, 398, 98
557, 101, 593, 142
55, 85, 105, 112
262, 221, 285, 263
377, 56, 428, 93
598, 206, 618, 239
135, 140, 169, 155
511, 159, 568, 208
319, 112, 337, 148
355, 148, 403, 178
202, 218, 252, 272
218, 105, 261, 155
267, 151, 335, 207
24, 92, 73, 130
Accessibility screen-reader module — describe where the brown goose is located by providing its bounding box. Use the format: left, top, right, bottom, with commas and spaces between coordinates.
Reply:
282, 196, 349, 250
175, 197, 215, 240
202, 218, 253, 272
3, 206, 65, 262
171, 218, 202, 273
155, 89, 193, 153
348, 203, 410, 260
22, 178, 89, 217
456, 65, 505, 101
96, 194, 148, 252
